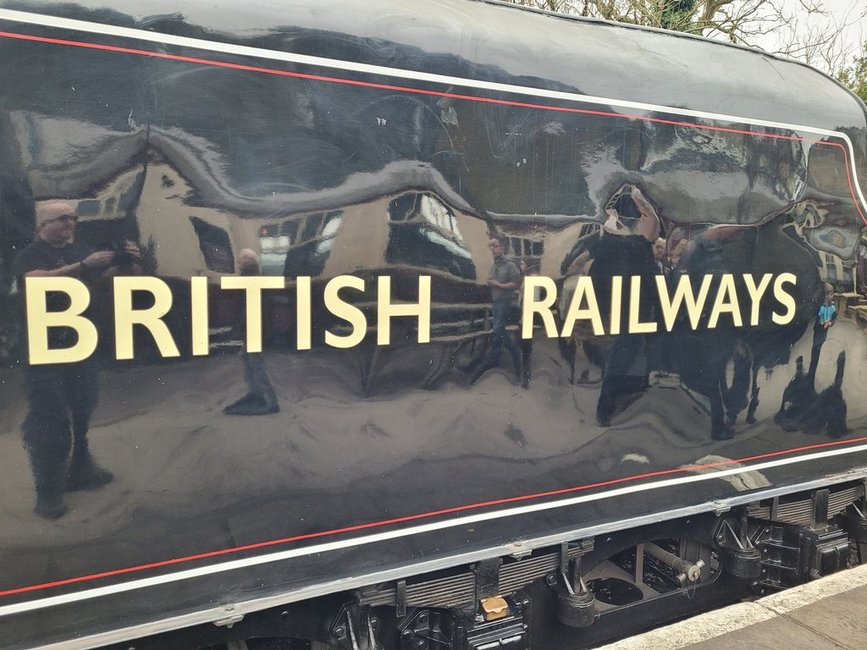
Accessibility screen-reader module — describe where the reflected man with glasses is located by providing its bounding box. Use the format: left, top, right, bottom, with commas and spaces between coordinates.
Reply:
12, 203, 139, 519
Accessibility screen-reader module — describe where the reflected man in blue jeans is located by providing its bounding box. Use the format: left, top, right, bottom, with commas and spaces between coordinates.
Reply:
471, 236, 522, 384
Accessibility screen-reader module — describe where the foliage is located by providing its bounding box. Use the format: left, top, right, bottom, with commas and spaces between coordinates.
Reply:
837, 46, 867, 103
500, 0, 865, 96
501, 0, 818, 45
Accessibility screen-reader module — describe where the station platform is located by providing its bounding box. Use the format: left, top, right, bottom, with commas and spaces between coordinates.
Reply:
597, 562, 867, 649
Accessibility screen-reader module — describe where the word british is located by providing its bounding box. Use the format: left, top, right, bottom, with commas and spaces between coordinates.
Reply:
25, 275, 431, 365
24, 272, 797, 365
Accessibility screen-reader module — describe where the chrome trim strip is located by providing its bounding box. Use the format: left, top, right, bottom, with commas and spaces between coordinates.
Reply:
33, 467, 867, 650
3, 443, 867, 619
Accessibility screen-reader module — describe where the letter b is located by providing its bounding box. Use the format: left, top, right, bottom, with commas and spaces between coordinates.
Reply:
25, 277, 98, 365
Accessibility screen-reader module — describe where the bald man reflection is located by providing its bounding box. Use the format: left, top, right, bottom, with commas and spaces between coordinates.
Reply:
12, 203, 139, 519
223, 249, 279, 416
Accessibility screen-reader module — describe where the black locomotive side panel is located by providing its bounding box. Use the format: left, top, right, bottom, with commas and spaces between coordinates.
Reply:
0, 1, 866, 646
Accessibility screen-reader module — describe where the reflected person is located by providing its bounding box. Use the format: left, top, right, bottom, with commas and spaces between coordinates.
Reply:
223, 248, 279, 415
592, 189, 660, 426
649, 237, 675, 380
652, 237, 668, 276
722, 338, 753, 429
470, 236, 522, 384
807, 282, 836, 385
12, 203, 140, 519
777, 351, 847, 438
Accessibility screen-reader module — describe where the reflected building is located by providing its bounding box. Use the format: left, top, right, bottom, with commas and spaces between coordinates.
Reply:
0, 10, 864, 543
1, 5, 867, 645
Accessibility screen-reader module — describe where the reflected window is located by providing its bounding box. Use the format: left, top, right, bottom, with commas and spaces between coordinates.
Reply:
322, 212, 342, 238
825, 253, 838, 284
302, 213, 324, 242
261, 210, 343, 277
281, 220, 298, 243
388, 193, 419, 222
190, 217, 234, 273
76, 199, 100, 218
386, 192, 475, 280
420, 195, 462, 238
502, 235, 544, 262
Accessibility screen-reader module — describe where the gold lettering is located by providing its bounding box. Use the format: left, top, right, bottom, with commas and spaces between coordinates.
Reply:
628, 276, 657, 334
296, 276, 312, 351
772, 273, 797, 325
324, 275, 367, 348
521, 276, 558, 339
114, 277, 180, 360
743, 273, 772, 326
220, 276, 285, 353
25, 277, 98, 365
190, 277, 209, 356
609, 276, 623, 336
560, 276, 604, 337
656, 274, 713, 331
377, 276, 431, 345
708, 274, 743, 329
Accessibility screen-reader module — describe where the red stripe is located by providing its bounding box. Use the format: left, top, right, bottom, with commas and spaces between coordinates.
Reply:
1, 26, 867, 598
0, 30, 830, 143
1, 29, 864, 225
0, 30, 864, 224
2, 435, 867, 598
836, 142, 867, 223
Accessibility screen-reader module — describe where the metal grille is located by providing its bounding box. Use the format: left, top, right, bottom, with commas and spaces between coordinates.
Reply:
358, 543, 590, 608
747, 484, 863, 526
360, 484, 864, 611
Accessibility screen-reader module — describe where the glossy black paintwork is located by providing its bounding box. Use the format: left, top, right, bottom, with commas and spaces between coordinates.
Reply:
1, 1, 867, 646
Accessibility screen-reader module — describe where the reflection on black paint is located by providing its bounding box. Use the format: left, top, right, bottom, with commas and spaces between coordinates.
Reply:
386, 192, 476, 281
776, 352, 847, 438
0, 5, 865, 637
281, 211, 343, 277
191, 217, 234, 274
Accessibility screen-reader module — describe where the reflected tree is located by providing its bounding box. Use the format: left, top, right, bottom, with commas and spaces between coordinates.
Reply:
500, 0, 863, 78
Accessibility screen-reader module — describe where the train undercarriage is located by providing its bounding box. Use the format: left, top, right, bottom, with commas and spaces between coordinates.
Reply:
112, 479, 867, 650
